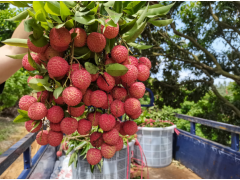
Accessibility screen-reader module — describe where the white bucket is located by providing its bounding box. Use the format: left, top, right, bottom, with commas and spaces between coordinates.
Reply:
134, 125, 176, 167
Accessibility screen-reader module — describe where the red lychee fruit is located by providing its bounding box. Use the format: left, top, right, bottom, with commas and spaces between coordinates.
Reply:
123, 121, 138, 135
97, 72, 115, 92
60, 117, 78, 135
101, 19, 119, 39
37, 53, 48, 62
115, 137, 124, 151
111, 45, 128, 63
114, 76, 121, 85
87, 111, 101, 126
113, 121, 121, 132
103, 128, 119, 145
62, 142, 68, 150
80, 88, 87, 95
90, 90, 107, 108
87, 32, 106, 52
99, 114, 116, 131
50, 122, 61, 132
70, 28, 87, 47
71, 70, 91, 90
48, 130, 63, 147
90, 132, 104, 148
28, 102, 47, 120
49, 28, 71, 52
37, 90, 49, 104
56, 151, 62, 157
91, 73, 99, 82
101, 94, 113, 109
22, 53, 41, 71
51, 44, 68, 52
68, 104, 85, 117
77, 119, 92, 135
110, 100, 125, 118
44, 46, 64, 60
122, 56, 138, 67
87, 148, 102, 165
27, 39, 48, 53
124, 98, 141, 116
27, 75, 43, 87
139, 57, 151, 69
119, 122, 127, 136
47, 106, 64, 123
62, 87, 82, 106
121, 65, 138, 85
129, 82, 146, 99
68, 63, 83, 76
53, 96, 65, 105
137, 65, 150, 82
112, 87, 127, 101
36, 130, 49, 145
47, 57, 69, 78
105, 58, 115, 65
101, 143, 116, 159
83, 89, 92, 106
19, 95, 37, 111
25, 120, 42, 133
129, 109, 142, 120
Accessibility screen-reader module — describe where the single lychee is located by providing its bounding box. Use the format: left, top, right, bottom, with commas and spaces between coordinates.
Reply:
56, 151, 62, 157
91, 73, 99, 82
103, 128, 119, 145
50, 122, 61, 132
123, 121, 138, 135
47, 57, 69, 78
37, 91, 49, 104
124, 98, 141, 116
27, 75, 43, 87
87, 111, 101, 126
119, 122, 127, 136
110, 100, 125, 118
113, 121, 121, 132
112, 87, 127, 101
70, 28, 87, 47
60, 117, 78, 135
71, 70, 91, 90
122, 56, 138, 67
139, 57, 151, 69
121, 65, 138, 85
49, 28, 71, 51
129, 82, 146, 99
48, 130, 63, 147
90, 90, 107, 108
25, 120, 42, 133
77, 119, 92, 135
111, 45, 128, 63
137, 65, 150, 82
27, 39, 48, 53
22, 53, 41, 71
83, 89, 92, 106
53, 96, 65, 105
99, 114, 116, 131
101, 143, 116, 159
90, 132, 104, 148
47, 106, 64, 123
36, 130, 49, 145
87, 32, 106, 52
62, 87, 82, 106
101, 19, 119, 39
101, 94, 113, 109
87, 148, 102, 165
97, 72, 115, 92
129, 109, 142, 120
105, 58, 115, 65
28, 102, 47, 120
19, 95, 37, 111
115, 137, 123, 151
68, 104, 85, 117
44, 46, 64, 60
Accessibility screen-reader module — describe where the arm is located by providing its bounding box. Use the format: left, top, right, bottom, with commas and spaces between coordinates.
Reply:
0, 21, 31, 84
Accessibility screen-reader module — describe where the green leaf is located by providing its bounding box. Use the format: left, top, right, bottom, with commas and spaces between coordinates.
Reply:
136, 3, 148, 26
74, 50, 91, 60
13, 115, 30, 123
113, 1, 123, 13
123, 1, 146, 15
35, 10, 46, 22
55, 23, 65, 29
60, 1, 73, 21
123, 21, 147, 43
8, 1, 30, 7
109, 38, 115, 50
65, 19, 74, 28
27, 50, 38, 69
30, 121, 41, 132
105, 63, 128, 76
86, 1, 95, 9
90, 164, 95, 173
29, 34, 48, 48
105, 7, 122, 24
54, 79, 61, 87
44, 1, 60, 16
6, 8, 29, 21
119, 18, 137, 35
88, 4, 99, 15
66, 145, 74, 155
106, 19, 117, 27
71, 32, 77, 40
50, 14, 62, 23
18, 109, 30, 118
128, 42, 153, 50
68, 152, 76, 166
33, 1, 47, 17
24, 19, 36, 32
73, 13, 104, 26
100, 4, 107, 16
148, 19, 173, 27
74, 46, 90, 56
85, 62, 99, 74
74, 141, 87, 150
43, 85, 53, 92
53, 86, 63, 99
6, 53, 27, 59
145, 3, 175, 17
103, 1, 114, 7
27, 8, 36, 18
2, 38, 28, 48
63, 1, 77, 8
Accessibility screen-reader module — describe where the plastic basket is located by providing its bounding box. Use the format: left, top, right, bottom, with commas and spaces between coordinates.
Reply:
72, 140, 135, 179
134, 125, 176, 167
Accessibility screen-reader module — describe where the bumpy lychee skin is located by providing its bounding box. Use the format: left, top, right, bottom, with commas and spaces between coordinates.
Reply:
91, 73, 99, 82
47, 106, 64, 123
25, 120, 42, 133
50, 122, 61, 132
129, 82, 146, 99
19, 95, 37, 111
44, 46, 64, 60
122, 56, 138, 67
47, 57, 69, 78
110, 100, 125, 118
51, 44, 68, 52
53, 96, 65, 105
48, 130, 63, 147
87, 112, 101, 126
27, 39, 48, 53
68, 63, 83, 76
139, 57, 151, 69
71, 70, 91, 90
114, 76, 121, 85
119, 122, 127, 136
101, 94, 113, 109
83, 89, 92, 106
70, 28, 87, 47
115, 137, 124, 151
62, 87, 82, 106
90, 132, 104, 148
68, 105, 85, 117
97, 72, 115, 92
111, 45, 128, 63
113, 121, 121, 132
27, 75, 43, 87
99, 114, 116, 131
60, 117, 78, 135
36, 130, 49, 145
121, 65, 138, 85
49, 28, 71, 51
57, 151, 62, 157
101, 143, 116, 159
87, 148, 102, 165
22, 53, 41, 71
105, 58, 115, 65
103, 128, 119, 145
37, 91, 49, 104
28, 102, 47, 120
129, 109, 142, 120
87, 32, 106, 53
77, 119, 92, 135
90, 90, 107, 108
137, 65, 150, 82
124, 98, 141, 116
123, 121, 138, 135
112, 87, 127, 101
101, 19, 119, 39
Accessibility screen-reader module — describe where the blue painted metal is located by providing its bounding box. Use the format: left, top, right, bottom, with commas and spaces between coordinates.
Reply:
141, 87, 154, 107
190, 122, 196, 135
173, 129, 240, 179
231, 133, 239, 151
23, 147, 32, 169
